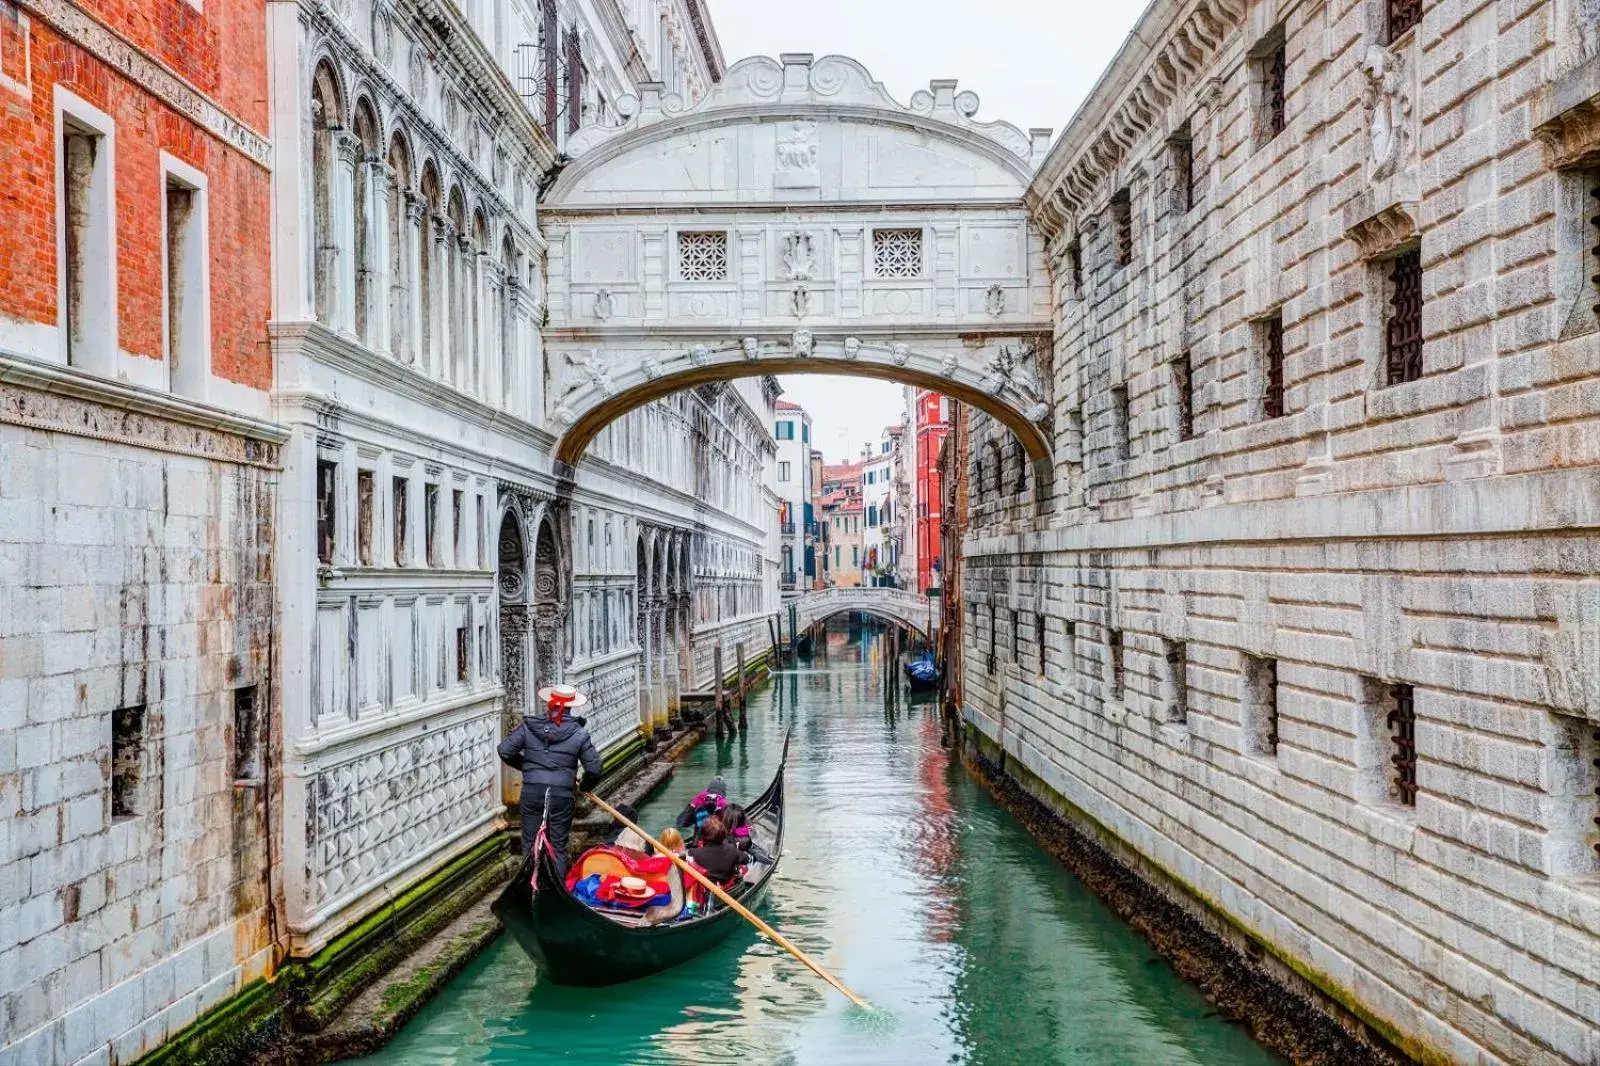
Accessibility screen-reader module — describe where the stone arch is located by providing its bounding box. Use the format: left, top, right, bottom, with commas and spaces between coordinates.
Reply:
496, 501, 530, 732
386, 130, 414, 361
530, 510, 566, 696
418, 161, 442, 375
352, 97, 381, 347
445, 186, 468, 386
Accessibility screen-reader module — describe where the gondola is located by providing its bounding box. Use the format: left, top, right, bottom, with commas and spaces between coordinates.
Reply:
491, 745, 787, 986
904, 652, 941, 693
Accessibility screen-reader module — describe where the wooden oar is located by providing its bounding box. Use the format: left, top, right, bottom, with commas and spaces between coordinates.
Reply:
583, 790, 871, 1009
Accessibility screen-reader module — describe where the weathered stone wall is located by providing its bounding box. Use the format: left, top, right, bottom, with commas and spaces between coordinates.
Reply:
963, 0, 1600, 1063
0, 371, 281, 1066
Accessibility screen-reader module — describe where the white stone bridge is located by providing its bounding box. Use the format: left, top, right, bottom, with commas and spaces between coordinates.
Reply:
784, 586, 941, 640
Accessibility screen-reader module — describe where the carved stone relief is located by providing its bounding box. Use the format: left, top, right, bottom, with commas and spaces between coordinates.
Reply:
792, 330, 814, 356
775, 120, 820, 188
782, 230, 816, 280
1361, 44, 1411, 181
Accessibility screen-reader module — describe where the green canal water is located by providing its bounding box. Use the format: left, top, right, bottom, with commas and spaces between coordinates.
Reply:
351, 623, 1282, 1066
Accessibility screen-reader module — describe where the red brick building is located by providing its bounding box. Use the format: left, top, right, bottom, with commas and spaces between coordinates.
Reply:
911, 388, 949, 594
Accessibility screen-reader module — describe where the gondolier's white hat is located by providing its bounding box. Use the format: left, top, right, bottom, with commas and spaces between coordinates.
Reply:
536, 683, 590, 709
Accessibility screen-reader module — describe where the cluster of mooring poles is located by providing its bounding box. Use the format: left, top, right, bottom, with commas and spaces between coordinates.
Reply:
710, 643, 750, 738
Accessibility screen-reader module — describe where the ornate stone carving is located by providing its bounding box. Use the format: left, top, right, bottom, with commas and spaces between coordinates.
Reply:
409, 48, 427, 101
891, 342, 910, 366
1361, 45, 1411, 181
775, 120, 819, 187
985, 283, 1006, 317
781, 230, 816, 280
563, 349, 615, 397
940, 353, 961, 378
792, 330, 814, 357
1345, 201, 1420, 259
741, 336, 760, 360
640, 357, 663, 380
553, 404, 577, 426
593, 288, 613, 321
983, 344, 1043, 405
689, 344, 710, 367
790, 286, 810, 319
371, 2, 393, 65
843, 337, 861, 360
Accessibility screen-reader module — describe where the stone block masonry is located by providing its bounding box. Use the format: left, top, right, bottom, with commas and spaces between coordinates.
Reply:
958, 0, 1600, 1063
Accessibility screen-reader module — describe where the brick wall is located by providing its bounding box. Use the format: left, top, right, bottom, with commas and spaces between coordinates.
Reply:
964, 0, 1600, 1063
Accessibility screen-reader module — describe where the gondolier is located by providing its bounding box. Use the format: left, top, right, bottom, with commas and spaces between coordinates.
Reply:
498, 684, 603, 872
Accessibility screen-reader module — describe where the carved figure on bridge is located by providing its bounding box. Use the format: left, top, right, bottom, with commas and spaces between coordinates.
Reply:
593, 288, 614, 321
940, 353, 961, 379
843, 337, 861, 360
782, 230, 816, 281
891, 342, 910, 367
983, 344, 1042, 407
790, 286, 811, 319
741, 336, 760, 360
1360, 44, 1410, 181
792, 330, 814, 357
689, 344, 710, 367
985, 284, 1005, 318
775, 120, 818, 173
565, 349, 616, 397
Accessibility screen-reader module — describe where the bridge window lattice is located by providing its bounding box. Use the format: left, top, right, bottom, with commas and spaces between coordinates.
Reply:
873, 228, 924, 278
678, 231, 728, 281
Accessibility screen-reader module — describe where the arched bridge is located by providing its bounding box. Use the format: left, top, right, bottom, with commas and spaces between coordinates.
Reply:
786, 586, 941, 640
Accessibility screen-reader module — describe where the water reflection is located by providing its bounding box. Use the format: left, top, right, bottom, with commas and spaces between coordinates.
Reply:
349, 620, 1280, 1066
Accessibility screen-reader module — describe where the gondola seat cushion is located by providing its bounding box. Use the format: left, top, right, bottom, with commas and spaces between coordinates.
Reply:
566, 845, 673, 890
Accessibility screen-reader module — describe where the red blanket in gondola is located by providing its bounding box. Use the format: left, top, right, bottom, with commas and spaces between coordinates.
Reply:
565, 845, 673, 891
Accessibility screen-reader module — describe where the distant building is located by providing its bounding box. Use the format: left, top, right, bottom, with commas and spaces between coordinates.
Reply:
774, 400, 814, 589
820, 460, 865, 587
910, 390, 951, 594
860, 428, 900, 585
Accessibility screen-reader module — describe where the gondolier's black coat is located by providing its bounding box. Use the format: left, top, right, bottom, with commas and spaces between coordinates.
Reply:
498, 714, 602, 791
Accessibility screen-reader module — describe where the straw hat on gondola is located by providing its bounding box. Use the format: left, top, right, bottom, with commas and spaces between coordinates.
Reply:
536, 683, 590, 708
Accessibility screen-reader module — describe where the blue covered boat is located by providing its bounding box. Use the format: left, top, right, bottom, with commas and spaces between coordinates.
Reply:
904, 653, 941, 692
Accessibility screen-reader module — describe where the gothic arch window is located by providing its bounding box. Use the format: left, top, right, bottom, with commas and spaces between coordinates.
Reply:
418, 162, 441, 376
500, 232, 517, 410
446, 187, 467, 387
351, 98, 380, 347
470, 209, 489, 395
386, 131, 413, 362
310, 61, 345, 326
532, 516, 564, 688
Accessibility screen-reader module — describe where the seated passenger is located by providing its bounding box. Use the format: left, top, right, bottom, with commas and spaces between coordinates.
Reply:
642, 827, 688, 926
674, 776, 729, 838
604, 802, 648, 852
721, 804, 751, 851
686, 813, 744, 886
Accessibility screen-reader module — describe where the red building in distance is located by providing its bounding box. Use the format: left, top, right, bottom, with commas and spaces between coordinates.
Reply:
912, 389, 950, 594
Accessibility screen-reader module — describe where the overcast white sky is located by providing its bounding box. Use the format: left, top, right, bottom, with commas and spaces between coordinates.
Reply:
703, 0, 1148, 461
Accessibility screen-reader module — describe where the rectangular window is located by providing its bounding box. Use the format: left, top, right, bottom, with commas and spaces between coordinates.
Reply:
477, 495, 487, 567
1387, 683, 1418, 806
1253, 26, 1288, 144
163, 167, 207, 398
1165, 640, 1189, 724
986, 604, 997, 675
1036, 613, 1047, 673
356, 470, 374, 566
1244, 655, 1279, 757
1010, 609, 1020, 664
1385, 248, 1424, 385
872, 227, 924, 278
59, 106, 113, 371
424, 483, 440, 566
1173, 353, 1194, 441
1547, 713, 1600, 877
233, 686, 262, 784
452, 489, 464, 565
316, 460, 337, 565
111, 704, 147, 819
564, 30, 583, 135
1386, 0, 1422, 41
392, 476, 409, 565
776, 421, 795, 440
1169, 125, 1195, 214
456, 623, 469, 683
1107, 629, 1124, 700
1110, 188, 1133, 268
852, 545, 859, 566
802, 422, 810, 443
1260, 314, 1286, 419
1111, 385, 1131, 461
778, 461, 791, 481
1066, 237, 1083, 295
678, 231, 728, 280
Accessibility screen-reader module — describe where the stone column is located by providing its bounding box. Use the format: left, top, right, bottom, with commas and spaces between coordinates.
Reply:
365, 155, 391, 355
506, 273, 524, 418
456, 233, 474, 391
331, 131, 360, 336
402, 197, 423, 365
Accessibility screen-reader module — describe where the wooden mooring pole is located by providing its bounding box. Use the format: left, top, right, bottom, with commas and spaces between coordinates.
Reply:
714, 644, 726, 737
736, 642, 749, 730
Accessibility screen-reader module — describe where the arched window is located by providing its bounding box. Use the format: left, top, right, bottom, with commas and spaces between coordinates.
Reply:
418, 163, 441, 375
351, 98, 379, 347
446, 187, 466, 387
471, 209, 489, 396
309, 62, 344, 325
501, 232, 517, 412
386, 132, 413, 362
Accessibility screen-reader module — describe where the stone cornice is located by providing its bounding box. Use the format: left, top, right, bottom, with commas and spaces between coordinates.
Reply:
1533, 51, 1600, 169
0, 350, 285, 467
679, 0, 724, 82
1026, 0, 1246, 238
21, 0, 272, 168
541, 196, 1028, 218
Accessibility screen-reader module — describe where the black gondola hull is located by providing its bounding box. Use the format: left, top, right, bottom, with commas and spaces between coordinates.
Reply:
492, 755, 786, 986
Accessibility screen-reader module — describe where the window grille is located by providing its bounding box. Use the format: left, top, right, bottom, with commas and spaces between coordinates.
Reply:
316, 460, 337, 565
1385, 248, 1423, 385
678, 231, 728, 281
1386, 0, 1422, 41
392, 477, 409, 564
1591, 179, 1600, 321
1067, 238, 1083, 294
1593, 724, 1600, 864
1265, 40, 1287, 139
873, 228, 923, 278
1107, 629, 1124, 699
1110, 189, 1133, 267
1263, 315, 1285, 419
1387, 683, 1418, 806
1173, 352, 1194, 440
1111, 385, 1131, 460
986, 604, 997, 675
1256, 658, 1279, 755
1010, 609, 1020, 664
1166, 640, 1189, 724
111, 704, 147, 819
1036, 613, 1047, 673
1171, 129, 1195, 213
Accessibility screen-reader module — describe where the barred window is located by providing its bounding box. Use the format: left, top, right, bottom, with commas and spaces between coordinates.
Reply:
1107, 629, 1125, 700
1387, 683, 1418, 806
1385, 248, 1423, 385
678, 231, 728, 281
1165, 640, 1189, 724
1252, 25, 1288, 145
1386, 0, 1422, 41
1170, 126, 1195, 214
1173, 352, 1194, 440
1261, 314, 1285, 420
873, 228, 923, 278
1110, 189, 1133, 267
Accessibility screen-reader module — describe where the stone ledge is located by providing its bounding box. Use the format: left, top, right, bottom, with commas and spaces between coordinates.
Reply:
1534, 52, 1600, 169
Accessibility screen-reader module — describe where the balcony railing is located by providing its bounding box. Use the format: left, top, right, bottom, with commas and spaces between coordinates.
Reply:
780, 520, 797, 535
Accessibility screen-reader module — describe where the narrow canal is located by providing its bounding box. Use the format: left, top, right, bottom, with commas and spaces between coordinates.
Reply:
354, 622, 1283, 1065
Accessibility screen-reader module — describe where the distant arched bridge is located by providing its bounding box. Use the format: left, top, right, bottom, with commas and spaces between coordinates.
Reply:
784, 586, 941, 641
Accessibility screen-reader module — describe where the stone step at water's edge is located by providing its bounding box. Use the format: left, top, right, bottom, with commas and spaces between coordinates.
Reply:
960, 731, 1420, 1066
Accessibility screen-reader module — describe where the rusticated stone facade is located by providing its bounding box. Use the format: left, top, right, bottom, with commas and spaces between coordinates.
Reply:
961, 0, 1600, 1063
